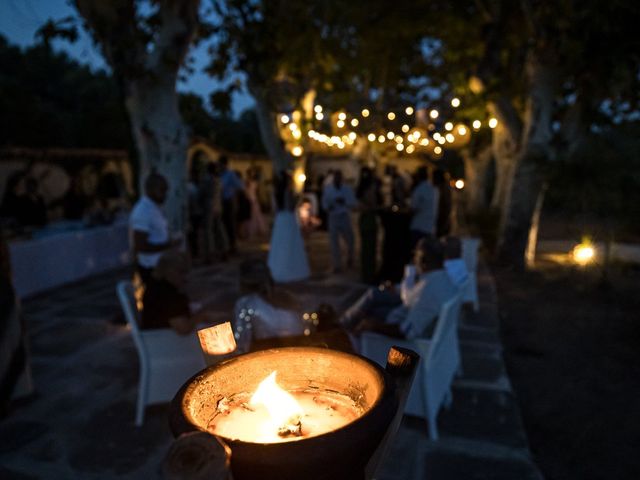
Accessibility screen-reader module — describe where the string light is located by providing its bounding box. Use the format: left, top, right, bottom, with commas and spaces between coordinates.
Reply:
361, 108, 370, 117
281, 114, 290, 124
378, 135, 385, 143
405, 106, 414, 115
314, 105, 323, 113
434, 146, 442, 154
433, 132, 442, 141
367, 133, 376, 141
315, 112, 324, 120
395, 135, 403, 143
348, 132, 357, 141
488, 117, 498, 128
338, 112, 346, 121
472, 120, 481, 130
457, 125, 467, 135
445, 133, 455, 143
451, 98, 460, 107
292, 129, 301, 139
429, 109, 439, 119
350, 118, 359, 127
337, 119, 345, 128
406, 144, 415, 154
401, 124, 410, 133
292, 145, 304, 157
396, 143, 404, 151
437, 137, 446, 145
419, 138, 429, 146
445, 122, 453, 131
387, 112, 396, 120
289, 123, 297, 131
455, 179, 465, 189
386, 131, 395, 139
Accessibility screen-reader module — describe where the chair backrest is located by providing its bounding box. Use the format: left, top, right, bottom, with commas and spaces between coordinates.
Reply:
116, 280, 146, 354
461, 237, 481, 272
423, 293, 462, 417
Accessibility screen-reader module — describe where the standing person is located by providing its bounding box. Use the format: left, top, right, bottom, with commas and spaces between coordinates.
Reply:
245, 167, 267, 238
433, 169, 452, 238
129, 173, 180, 285
391, 166, 408, 208
219, 156, 243, 254
267, 171, 310, 283
322, 170, 356, 273
187, 168, 203, 259
356, 166, 382, 284
409, 166, 439, 249
200, 162, 229, 263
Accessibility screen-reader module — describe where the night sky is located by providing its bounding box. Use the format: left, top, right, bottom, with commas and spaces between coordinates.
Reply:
0, 0, 254, 116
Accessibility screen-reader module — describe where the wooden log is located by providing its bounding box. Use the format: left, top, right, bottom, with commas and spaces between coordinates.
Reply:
365, 346, 420, 479
162, 432, 231, 480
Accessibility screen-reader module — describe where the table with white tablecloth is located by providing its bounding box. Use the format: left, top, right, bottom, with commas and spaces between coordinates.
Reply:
9, 218, 131, 298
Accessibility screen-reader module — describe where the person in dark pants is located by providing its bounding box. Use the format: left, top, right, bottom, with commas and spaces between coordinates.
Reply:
219, 156, 243, 254
356, 166, 382, 284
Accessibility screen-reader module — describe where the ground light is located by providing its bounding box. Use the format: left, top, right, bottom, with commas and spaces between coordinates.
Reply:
571, 240, 596, 266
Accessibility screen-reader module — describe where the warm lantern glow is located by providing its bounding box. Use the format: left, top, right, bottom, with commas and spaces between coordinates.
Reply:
281, 114, 290, 124
292, 145, 304, 157
361, 108, 370, 117
197, 322, 237, 357
451, 97, 460, 107
429, 109, 439, 119
488, 117, 498, 128
387, 112, 396, 120
351, 118, 359, 127
572, 242, 596, 265
455, 179, 465, 189
445, 122, 453, 131
401, 124, 410, 133
472, 120, 481, 129
405, 106, 414, 115
367, 133, 376, 141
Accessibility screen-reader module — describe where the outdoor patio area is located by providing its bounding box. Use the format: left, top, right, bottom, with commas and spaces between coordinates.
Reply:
0, 233, 541, 480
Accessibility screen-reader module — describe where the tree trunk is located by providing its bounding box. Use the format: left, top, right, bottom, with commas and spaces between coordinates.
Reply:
249, 84, 292, 174
525, 181, 548, 268
125, 77, 189, 232
462, 145, 492, 215
497, 57, 557, 268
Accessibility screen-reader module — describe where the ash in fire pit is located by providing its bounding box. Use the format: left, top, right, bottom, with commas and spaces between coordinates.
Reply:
207, 371, 364, 443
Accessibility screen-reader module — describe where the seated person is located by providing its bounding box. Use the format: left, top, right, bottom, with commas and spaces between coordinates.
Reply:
443, 236, 470, 287
233, 259, 304, 352
141, 251, 211, 334
340, 237, 458, 339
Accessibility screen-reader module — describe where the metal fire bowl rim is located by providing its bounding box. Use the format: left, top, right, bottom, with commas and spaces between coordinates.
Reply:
171, 346, 394, 446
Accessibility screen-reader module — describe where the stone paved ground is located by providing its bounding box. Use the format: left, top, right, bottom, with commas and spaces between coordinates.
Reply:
1, 229, 543, 479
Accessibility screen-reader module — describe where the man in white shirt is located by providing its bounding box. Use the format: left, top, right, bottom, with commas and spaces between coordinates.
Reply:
409, 166, 439, 248
340, 237, 458, 338
130, 173, 180, 284
443, 236, 469, 287
322, 170, 356, 273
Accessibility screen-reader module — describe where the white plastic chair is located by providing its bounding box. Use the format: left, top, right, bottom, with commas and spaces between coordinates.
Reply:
359, 293, 463, 440
116, 281, 205, 426
461, 237, 481, 311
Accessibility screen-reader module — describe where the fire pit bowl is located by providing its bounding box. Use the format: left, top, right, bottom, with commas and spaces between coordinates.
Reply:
170, 347, 398, 480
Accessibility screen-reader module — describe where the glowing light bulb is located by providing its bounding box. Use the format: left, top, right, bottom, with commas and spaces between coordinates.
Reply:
401, 124, 410, 133
292, 145, 304, 157
438, 137, 446, 145
445, 133, 455, 143
361, 108, 370, 117
445, 122, 453, 131
367, 133, 376, 141
280, 114, 290, 124
348, 131, 357, 141
315, 112, 324, 121
419, 138, 429, 146
429, 109, 439, 119
406, 144, 415, 154
488, 117, 498, 128
387, 131, 395, 139
457, 126, 467, 135
455, 179, 465, 189
472, 120, 481, 130
378, 135, 385, 143
434, 146, 442, 154
337, 119, 345, 128
314, 105, 323, 113
451, 98, 460, 107
338, 112, 346, 121
405, 106, 414, 115
395, 135, 403, 143
396, 143, 404, 151
387, 112, 396, 120
351, 118, 359, 127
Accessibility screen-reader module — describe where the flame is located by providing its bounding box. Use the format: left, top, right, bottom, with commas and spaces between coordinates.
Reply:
250, 372, 303, 431
572, 243, 595, 265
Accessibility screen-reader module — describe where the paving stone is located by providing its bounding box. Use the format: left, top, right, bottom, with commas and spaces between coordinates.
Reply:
422, 450, 541, 480
437, 388, 530, 449
0, 421, 49, 454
